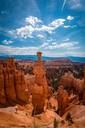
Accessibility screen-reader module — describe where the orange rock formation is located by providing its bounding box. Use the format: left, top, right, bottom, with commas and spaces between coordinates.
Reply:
0, 69, 6, 104
32, 52, 49, 115
59, 68, 85, 104
57, 85, 69, 116
0, 58, 29, 106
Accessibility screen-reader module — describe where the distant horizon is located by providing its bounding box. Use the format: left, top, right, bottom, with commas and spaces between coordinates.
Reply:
0, 53, 85, 58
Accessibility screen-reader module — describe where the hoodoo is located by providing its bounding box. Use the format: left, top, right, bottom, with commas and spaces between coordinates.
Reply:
0, 58, 29, 105
32, 52, 49, 115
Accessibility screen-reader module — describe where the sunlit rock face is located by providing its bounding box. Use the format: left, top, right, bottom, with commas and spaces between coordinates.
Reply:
14, 70, 29, 103
0, 58, 29, 106
57, 86, 69, 116
48, 97, 58, 111
4, 67, 16, 103
59, 69, 85, 104
32, 52, 49, 115
25, 74, 35, 95
59, 72, 74, 92
63, 105, 85, 128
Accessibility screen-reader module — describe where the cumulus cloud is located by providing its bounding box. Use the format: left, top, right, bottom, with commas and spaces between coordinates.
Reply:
9, 16, 66, 39
25, 16, 42, 26
36, 19, 65, 33
67, 16, 74, 20
37, 25, 53, 33
42, 41, 79, 50
16, 25, 34, 39
2, 40, 13, 45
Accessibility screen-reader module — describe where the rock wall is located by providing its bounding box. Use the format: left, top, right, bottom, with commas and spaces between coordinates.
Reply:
0, 69, 6, 104
14, 70, 29, 102
4, 68, 16, 103
0, 58, 29, 106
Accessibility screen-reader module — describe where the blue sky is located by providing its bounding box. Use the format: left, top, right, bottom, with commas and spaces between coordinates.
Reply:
0, 0, 85, 57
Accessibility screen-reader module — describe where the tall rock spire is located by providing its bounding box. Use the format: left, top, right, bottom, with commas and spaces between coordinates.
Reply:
37, 51, 42, 62
32, 52, 49, 115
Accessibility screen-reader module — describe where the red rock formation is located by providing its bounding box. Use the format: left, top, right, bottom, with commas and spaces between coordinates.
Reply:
3, 67, 16, 103
32, 84, 45, 114
25, 74, 35, 95
57, 85, 69, 116
6, 58, 16, 69
33, 52, 49, 99
84, 66, 85, 85
0, 58, 30, 106
73, 78, 84, 99
59, 69, 85, 104
32, 52, 49, 115
59, 72, 74, 90
14, 70, 29, 103
0, 69, 6, 104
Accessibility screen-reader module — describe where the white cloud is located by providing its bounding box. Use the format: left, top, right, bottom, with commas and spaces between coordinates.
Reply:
9, 25, 35, 39
37, 25, 53, 33
0, 42, 84, 57
16, 25, 34, 39
64, 25, 77, 29
42, 41, 79, 50
36, 34, 45, 39
67, 16, 74, 20
64, 25, 71, 28
52, 42, 56, 45
2, 40, 13, 45
9, 17, 66, 39
49, 19, 65, 28
34, 18, 65, 33
40, 43, 49, 48
0, 45, 39, 55
47, 39, 54, 42
25, 16, 42, 26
